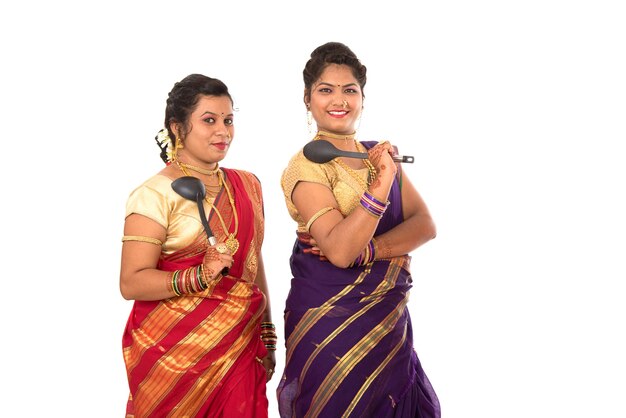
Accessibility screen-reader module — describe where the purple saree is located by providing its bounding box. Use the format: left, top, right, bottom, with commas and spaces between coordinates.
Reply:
277, 142, 441, 418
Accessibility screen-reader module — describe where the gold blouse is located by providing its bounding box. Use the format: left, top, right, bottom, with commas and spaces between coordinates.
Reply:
281, 149, 369, 232
125, 174, 210, 254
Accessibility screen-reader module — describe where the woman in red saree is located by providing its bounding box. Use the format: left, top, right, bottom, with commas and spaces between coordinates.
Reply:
120, 74, 276, 418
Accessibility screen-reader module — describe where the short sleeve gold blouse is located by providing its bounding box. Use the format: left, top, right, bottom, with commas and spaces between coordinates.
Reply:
125, 174, 206, 254
280, 149, 369, 232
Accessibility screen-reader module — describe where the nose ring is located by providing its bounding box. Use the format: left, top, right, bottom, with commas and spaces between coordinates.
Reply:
342, 99, 348, 109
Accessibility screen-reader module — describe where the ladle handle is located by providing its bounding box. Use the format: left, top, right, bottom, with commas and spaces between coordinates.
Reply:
337, 150, 369, 159
336, 149, 414, 164
196, 195, 229, 276
393, 155, 414, 163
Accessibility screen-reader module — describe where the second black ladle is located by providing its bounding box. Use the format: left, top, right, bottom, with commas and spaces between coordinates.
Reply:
303, 139, 414, 164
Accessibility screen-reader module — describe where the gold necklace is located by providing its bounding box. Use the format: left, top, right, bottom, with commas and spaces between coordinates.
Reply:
176, 160, 221, 194
177, 161, 220, 176
208, 170, 240, 254
315, 130, 356, 141
333, 140, 377, 190
176, 164, 239, 254
355, 140, 377, 183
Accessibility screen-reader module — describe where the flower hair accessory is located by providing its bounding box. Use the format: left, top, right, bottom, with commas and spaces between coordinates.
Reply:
154, 128, 174, 164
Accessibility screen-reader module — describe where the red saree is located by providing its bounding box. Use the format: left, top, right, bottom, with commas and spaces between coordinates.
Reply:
123, 169, 268, 418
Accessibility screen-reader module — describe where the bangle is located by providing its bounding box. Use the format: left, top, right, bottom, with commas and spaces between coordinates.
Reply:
305, 207, 336, 233
122, 235, 163, 246
260, 322, 277, 351
196, 265, 208, 291
360, 191, 389, 218
350, 238, 377, 267
171, 270, 182, 296
171, 265, 209, 296
363, 191, 387, 208
370, 237, 377, 262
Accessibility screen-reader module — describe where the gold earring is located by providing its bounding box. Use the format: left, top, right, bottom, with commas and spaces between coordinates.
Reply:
306, 103, 313, 134
306, 110, 313, 134
172, 137, 183, 161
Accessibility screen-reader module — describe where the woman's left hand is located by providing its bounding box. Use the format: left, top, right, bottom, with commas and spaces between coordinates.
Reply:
297, 232, 327, 261
261, 351, 276, 382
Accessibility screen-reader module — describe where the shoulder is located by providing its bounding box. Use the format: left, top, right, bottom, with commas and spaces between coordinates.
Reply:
282, 148, 330, 179
222, 168, 264, 201
125, 174, 177, 225
128, 174, 173, 198
222, 168, 262, 190
223, 168, 259, 183
280, 148, 336, 200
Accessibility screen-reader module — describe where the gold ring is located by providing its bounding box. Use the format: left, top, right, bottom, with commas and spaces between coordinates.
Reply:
215, 243, 228, 254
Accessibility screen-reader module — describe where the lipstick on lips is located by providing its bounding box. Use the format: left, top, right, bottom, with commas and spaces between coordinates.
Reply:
213, 141, 230, 151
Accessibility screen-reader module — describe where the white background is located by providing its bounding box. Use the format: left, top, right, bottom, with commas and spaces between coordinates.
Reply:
1, 1, 624, 417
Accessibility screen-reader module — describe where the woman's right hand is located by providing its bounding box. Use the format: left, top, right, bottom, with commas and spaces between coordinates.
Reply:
202, 243, 234, 281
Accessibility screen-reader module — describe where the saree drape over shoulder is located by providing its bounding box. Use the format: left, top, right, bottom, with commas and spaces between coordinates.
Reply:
122, 169, 268, 418
277, 142, 440, 418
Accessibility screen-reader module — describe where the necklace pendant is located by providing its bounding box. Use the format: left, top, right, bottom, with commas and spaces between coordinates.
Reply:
225, 234, 239, 254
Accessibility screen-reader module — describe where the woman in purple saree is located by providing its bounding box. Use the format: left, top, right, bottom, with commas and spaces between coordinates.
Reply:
276, 42, 441, 418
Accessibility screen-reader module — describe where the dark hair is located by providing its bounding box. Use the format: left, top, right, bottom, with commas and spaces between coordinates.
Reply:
302, 42, 367, 102
164, 74, 233, 141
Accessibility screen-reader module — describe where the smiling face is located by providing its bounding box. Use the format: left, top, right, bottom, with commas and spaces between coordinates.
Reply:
307, 64, 363, 135
172, 95, 234, 167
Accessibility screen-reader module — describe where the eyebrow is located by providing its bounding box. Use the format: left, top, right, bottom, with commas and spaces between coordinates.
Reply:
315, 81, 359, 88
201, 111, 234, 117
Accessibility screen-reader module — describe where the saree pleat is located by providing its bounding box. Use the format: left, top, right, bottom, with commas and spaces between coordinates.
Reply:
277, 142, 440, 418
123, 169, 268, 418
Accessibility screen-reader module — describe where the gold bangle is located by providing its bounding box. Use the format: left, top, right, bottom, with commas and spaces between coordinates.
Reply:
371, 237, 378, 262
122, 235, 163, 246
305, 207, 336, 233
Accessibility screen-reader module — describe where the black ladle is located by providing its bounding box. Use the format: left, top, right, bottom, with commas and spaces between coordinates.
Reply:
171, 176, 229, 275
303, 139, 414, 164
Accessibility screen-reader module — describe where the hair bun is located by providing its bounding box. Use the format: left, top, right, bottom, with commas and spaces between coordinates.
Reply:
310, 41, 357, 60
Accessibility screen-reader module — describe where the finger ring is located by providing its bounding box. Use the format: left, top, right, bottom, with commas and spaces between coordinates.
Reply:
215, 243, 228, 254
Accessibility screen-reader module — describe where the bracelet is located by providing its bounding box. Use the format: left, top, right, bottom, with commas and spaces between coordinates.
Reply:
350, 238, 377, 267
171, 265, 209, 296
260, 322, 277, 351
363, 191, 387, 208
195, 265, 208, 291
360, 192, 389, 218
122, 235, 163, 246
370, 237, 377, 262
305, 207, 336, 233
171, 270, 182, 296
